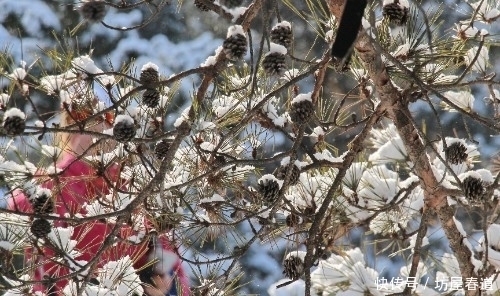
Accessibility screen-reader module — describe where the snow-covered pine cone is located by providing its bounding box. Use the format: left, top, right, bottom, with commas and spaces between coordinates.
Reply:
258, 176, 280, 202
273, 164, 300, 186
32, 191, 54, 215
285, 213, 303, 227
271, 22, 293, 48
142, 89, 160, 108
263, 52, 286, 76
221, 0, 243, 8
444, 142, 468, 165
30, 219, 52, 238
140, 67, 159, 88
289, 99, 314, 125
383, 1, 409, 26
211, 155, 226, 167
2, 108, 26, 136
223, 34, 247, 60
80, 0, 107, 23
194, 0, 214, 11
283, 254, 304, 280
154, 139, 172, 159
462, 176, 484, 201
113, 115, 136, 143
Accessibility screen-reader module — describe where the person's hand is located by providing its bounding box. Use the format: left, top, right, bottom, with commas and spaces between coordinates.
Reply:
142, 273, 173, 296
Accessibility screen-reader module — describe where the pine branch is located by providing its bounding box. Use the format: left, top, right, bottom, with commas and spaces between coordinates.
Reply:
303, 103, 386, 295
326, 1, 481, 295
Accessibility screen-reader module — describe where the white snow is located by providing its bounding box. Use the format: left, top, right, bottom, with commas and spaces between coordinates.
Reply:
325, 29, 334, 42
174, 106, 191, 127
309, 126, 325, 142
41, 145, 62, 158
23, 181, 39, 196
0, 93, 9, 106
200, 141, 216, 152
200, 193, 225, 203
72, 55, 116, 86
212, 94, 244, 118
314, 150, 344, 163
383, 0, 409, 8
267, 43, 287, 55
453, 216, 467, 237
281, 68, 301, 81
485, 9, 500, 21
474, 168, 494, 184
465, 46, 489, 72
140, 62, 159, 72
33, 188, 51, 201
0, 241, 14, 251
442, 90, 475, 112
114, 114, 134, 125
99, 256, 144, 295
227, 25, 245, 38
272, 21, 291, 30
199, 121, 216, 130
229, 7, 248, 22
72, 55, 102, 74
10, 68, 27, 80
368, 136, 408, 164
408, 232, 429, 249
291, 92, 312, 104
280, 156, 291, 166
259, 174, 283, 189
459, 170, 483, 183
39, 71, 77, 94
3, 107, 26, 120
46, 165, 62, 175
201, 46, 223, 67
455, 24, 479, 38
48, 226, 78, 254
262, 98, 287, 127
362, 17, 370, 30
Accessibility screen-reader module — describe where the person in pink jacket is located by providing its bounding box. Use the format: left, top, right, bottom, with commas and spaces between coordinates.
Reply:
7, 108, 189, 296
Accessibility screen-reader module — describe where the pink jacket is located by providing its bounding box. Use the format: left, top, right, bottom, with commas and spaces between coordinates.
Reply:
8, 153, 189, 295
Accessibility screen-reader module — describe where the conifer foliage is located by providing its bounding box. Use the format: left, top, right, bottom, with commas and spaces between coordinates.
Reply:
1, 0, 500, 295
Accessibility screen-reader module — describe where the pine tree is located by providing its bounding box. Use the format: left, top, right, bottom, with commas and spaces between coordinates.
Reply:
0, 0, 499, 295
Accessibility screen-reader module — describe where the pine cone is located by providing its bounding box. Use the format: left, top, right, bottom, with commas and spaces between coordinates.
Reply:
285, 213, 302, 227
113, 116, 136, 143
32, 192, 54, 215
150, 213, 178, 233
221, 0, 243, 8
80, 0, 107, 23
273, 164, 300, 185
463, 176, 484, 201
258, 177, 280, 202
263, 52, 286, 75
154, 139, 172, 159
3, 113, 25, 136
142, 89, 160, 108
271, 24, 293, 48
223, 34, 247, 60
211, 155, 226, 167
444, 142, 468, 165
31, 219, 52, 238
383, 2, 409, 26
194, 0, 214, 11
140, 67, 159, 88
289, 100, 314, 125
283, 255, 304, 279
